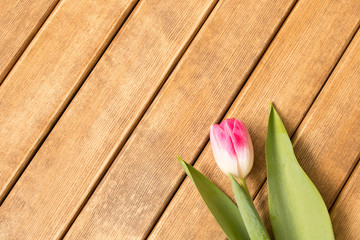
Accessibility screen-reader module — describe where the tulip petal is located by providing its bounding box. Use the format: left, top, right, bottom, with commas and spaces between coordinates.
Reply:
210, 124, 239, 177
236, 143, 254, 178
212, 123, 237, 158
210, 118, 254, 178
222, 119, 254, 178
224, 118, 247, 149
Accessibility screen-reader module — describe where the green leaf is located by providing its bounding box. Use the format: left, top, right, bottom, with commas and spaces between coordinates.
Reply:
229, 174, 270, 240
177, 157, 250, 240
265, 104, 334, 240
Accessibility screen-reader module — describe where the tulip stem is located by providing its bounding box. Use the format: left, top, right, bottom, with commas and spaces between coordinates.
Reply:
239, 177, 251, 200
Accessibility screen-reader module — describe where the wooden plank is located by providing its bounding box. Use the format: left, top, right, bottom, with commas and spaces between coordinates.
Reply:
148, 0, 360, 239
0, 0, 59, 84
0, 0, 219, 239
0, 0, 139, 202
331, 160, 360, 239
64, 0, 301, 239
254, 29, 360, 235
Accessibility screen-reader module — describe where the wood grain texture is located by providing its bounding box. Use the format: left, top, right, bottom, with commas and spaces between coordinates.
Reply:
0, 0, 138, 202
64, 0, 298, 239
0, 0, 59, 84
0, 0, 218, 239
254, 29, 360, 236
149, 0, 360, 239
331, 160, 360, 240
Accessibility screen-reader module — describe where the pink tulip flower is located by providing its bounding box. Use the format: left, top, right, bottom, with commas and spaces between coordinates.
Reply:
210, 118, 254, 178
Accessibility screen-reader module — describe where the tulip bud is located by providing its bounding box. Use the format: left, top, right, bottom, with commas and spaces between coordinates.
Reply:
210, 118, 254, 178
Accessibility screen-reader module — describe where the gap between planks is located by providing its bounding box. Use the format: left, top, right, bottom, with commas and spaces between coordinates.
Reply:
330, 157, 360, 239
329, 156, 360, 212
0, 0, 60, 85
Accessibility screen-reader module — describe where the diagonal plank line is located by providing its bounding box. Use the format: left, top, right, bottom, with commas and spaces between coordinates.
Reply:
0, 0, 141, 206
0, 0, 61, 86
329, 156, 360, 212
252, 24, 360, 202
143, 0, 300, 238
60, 1, 220, 238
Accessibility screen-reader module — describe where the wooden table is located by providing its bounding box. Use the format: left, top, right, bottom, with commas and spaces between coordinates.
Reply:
0, 0, 359, 239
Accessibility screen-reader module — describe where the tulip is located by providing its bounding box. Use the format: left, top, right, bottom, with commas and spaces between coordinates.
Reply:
210, 118, 254, 179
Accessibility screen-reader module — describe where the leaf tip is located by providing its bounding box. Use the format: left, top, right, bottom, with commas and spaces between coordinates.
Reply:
268, 103, 284, 128
177, 156, 190, 172
269, 102, 276, 116
177, 155, 184, 165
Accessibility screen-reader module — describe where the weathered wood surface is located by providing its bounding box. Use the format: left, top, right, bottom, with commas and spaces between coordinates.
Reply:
0, 0, 359, 239
0, 0, 59, 84
148, 0, 360, 238
0, 0, 218, 238
0, 0, 138, 202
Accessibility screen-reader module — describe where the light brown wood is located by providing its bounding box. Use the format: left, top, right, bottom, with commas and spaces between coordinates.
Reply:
0, 0, 218, 239
64, 0, 301, 238
148, 0, 360, 239
0, 0, 59, 84
0, 0, 138, 202
1, 0, 359, 238
254, 29, 360, 236
331, 160, 360, 239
